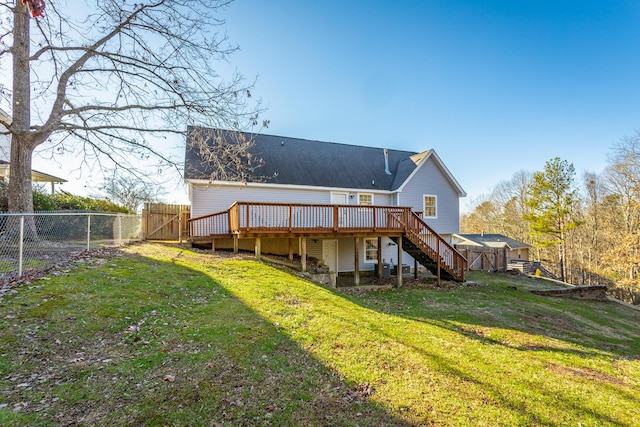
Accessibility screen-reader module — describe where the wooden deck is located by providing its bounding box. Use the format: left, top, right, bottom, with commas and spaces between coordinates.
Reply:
188, 201, 466, 282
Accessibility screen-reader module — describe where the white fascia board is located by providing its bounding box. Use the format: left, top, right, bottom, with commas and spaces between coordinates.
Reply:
452, 234, 483, 247
394, 150, 467, 197
185, 178, 393, 195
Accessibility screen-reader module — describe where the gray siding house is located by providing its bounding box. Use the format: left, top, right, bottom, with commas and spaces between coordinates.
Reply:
185, 126, 467, 284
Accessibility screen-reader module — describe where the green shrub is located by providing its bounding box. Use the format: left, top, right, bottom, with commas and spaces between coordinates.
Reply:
0, 182, 132, 214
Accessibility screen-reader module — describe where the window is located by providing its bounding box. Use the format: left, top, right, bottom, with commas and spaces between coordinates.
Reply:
358, 193, 373, 205
364, 238, 378, 263
423, 195, 437, 218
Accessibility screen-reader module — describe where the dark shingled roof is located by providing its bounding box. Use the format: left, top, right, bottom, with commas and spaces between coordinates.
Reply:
455, 234, 531, 249
185, 127, 428, 191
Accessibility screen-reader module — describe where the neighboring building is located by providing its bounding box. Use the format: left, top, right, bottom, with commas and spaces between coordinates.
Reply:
184, 126, 467, 284
453, 233, 531, 271
0, 110, 67, 194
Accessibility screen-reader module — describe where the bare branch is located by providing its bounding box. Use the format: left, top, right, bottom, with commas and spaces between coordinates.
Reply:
2, 0, 265, 212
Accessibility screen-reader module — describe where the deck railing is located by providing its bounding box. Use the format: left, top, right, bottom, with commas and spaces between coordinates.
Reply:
189, 202, 410, 236
405, 211, 466, 280
188, 201, 466, 281
189, 209, 231, 237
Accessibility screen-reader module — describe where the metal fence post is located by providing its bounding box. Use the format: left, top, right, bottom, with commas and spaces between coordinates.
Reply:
18, 215, 24, 277
87, 215, 91, 250
117, 215, 122, 245
0, 212, 142, 279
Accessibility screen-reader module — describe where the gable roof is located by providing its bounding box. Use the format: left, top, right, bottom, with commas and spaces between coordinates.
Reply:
184, 126, 465, 195
453, 233, 531, 250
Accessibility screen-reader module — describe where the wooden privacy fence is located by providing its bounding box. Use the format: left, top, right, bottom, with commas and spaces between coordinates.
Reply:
455, 246, 506, 271
142, 203, 190, 241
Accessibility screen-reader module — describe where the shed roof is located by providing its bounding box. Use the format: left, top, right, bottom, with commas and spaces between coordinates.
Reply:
454, 233, 531, 250
184, 126, 465, 195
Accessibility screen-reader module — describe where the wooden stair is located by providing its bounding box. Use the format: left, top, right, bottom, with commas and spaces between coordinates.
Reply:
188, 202, 467, 282
390, 211, 466, 282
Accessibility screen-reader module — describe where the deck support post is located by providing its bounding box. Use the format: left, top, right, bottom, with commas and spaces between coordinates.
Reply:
288, 238, 295, 261
233, 234, 239, 254
377, 237, 383, 278
354, 237, 360, 286
396, 236, 403, 288
255, 237, 261, 261
414, 258, 418, 279
211, 237, 216, 253
301, 236, 307, 272
436, 239, 441, 287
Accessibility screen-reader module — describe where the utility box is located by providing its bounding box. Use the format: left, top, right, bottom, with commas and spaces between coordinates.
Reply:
391, 264, 410, 276
378, 262, 391, 278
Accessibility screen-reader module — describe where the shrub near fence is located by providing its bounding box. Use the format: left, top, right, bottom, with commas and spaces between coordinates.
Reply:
0, 212, 142, 282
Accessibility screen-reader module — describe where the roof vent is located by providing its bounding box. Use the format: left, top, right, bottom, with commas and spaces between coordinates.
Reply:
383, 149, 391, 175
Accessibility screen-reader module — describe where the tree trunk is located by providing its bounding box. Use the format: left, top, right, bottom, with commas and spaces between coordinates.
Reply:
8, 1, 35, 214
5, 2, 39, 243
8, 136, 35, 213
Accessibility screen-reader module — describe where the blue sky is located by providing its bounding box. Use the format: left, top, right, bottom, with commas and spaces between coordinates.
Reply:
29, 1, 640, 209
213, 0, 640, 210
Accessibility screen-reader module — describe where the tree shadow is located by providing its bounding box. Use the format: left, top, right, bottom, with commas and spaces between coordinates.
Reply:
7, 244, 637, 426
314, 274, 640, 425
0, 245, 412, 426
201, 251, 640, 426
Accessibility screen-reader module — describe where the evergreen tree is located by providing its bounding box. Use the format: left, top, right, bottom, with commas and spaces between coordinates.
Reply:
525, 157, 581, 281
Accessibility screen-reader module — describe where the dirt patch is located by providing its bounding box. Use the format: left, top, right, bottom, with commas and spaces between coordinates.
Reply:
546, 363, 628, 387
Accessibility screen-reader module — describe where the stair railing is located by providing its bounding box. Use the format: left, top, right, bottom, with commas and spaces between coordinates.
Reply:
394, 211, 465, 281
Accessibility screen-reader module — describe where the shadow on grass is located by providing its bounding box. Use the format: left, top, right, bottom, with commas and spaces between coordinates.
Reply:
312, 271, 640, 425
187, 250, 640, 426
335, 272, 640, 360
0, 246, 411, 427
4, 244, 639, 426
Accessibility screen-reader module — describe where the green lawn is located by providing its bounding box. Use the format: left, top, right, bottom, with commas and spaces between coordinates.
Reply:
1, 242, 639, 426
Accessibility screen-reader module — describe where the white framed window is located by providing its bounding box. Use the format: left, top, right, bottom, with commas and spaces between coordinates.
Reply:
423, 195, 437, 218
364, 238, 378, 263
358, 193, 373, 205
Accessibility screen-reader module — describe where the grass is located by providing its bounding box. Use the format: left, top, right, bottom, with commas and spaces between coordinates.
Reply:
0, 242, 639, 426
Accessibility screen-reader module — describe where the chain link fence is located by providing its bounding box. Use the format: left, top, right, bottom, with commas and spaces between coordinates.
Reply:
0, 212, 142, 282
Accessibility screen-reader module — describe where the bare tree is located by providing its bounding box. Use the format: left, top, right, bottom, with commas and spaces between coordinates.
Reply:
460, 198, 502, 234
186, 126, 266, 183
491, 169, 532, 242
0, 0, 263, 213
600, 131, 640, 284
461, 170, 532, 241
97, 171, 165, 213
604, 131, 640, 234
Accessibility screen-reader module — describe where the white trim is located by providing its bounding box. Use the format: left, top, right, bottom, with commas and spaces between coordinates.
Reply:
364, 237, 378, 264
423, 194, 437, 219
357, 193, 374, 205
186, 179, 392, 195
0, 164, 67, 183
393, 150, 466, 196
